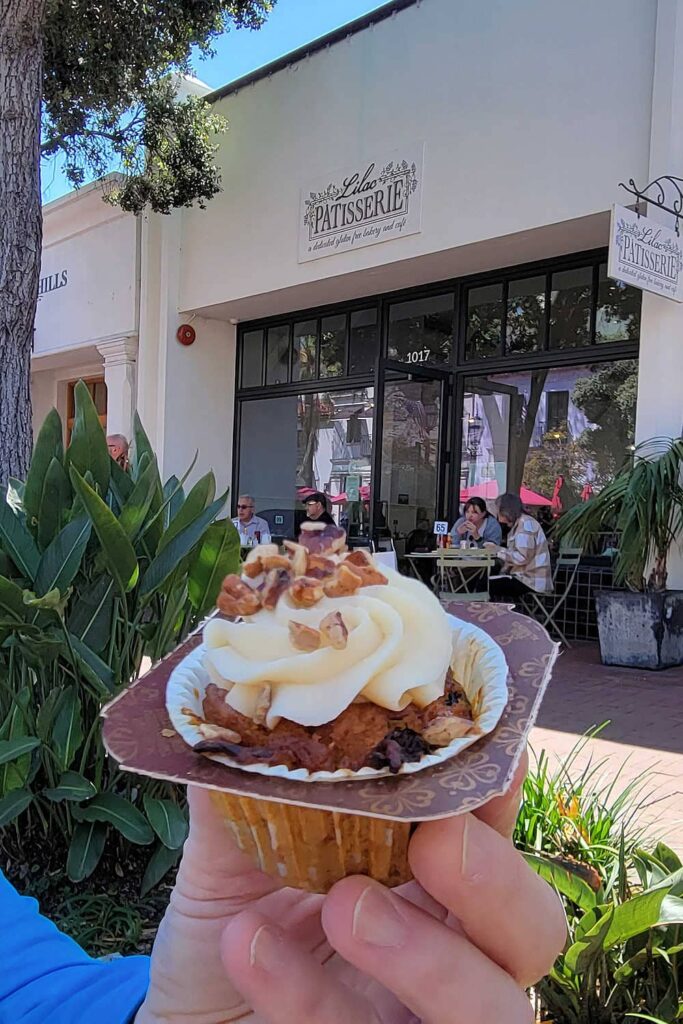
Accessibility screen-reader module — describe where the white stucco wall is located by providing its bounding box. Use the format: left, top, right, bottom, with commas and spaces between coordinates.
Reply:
179, 0, 656, 317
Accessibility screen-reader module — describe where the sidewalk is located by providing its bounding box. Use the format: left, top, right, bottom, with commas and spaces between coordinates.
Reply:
529, 643, 683, 853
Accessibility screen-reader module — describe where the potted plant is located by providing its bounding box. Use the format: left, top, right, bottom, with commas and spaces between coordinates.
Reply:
555, 437, 683, 669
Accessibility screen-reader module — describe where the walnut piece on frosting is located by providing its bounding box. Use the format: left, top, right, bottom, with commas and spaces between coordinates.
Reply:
283, 540, 308, 577
253, 684, 272, 726
260, 568, 291, 610
218, 575, 262, 617
298, 521, 347, 555
242, 544, 279, 579
320, 611, 348, 650
323, 563, 363, 598
198, 722, 242, 744
289, 620, 322, 651
289, 576, 325, 608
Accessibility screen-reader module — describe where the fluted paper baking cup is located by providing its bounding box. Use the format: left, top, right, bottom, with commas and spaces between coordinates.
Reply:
165, 614, 509, 782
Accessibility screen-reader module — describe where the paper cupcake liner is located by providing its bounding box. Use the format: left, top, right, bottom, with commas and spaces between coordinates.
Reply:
166, 614, 509, 783
209, 790, 413, 893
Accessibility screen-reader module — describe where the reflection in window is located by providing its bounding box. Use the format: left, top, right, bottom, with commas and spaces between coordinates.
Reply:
466, 284, 502, 359
549, 267, 592, 349
388, 293, 454, 366
506, 277, 546, 354
238, 389, 374, 539
380, 379, 441, 535
266, 325, 290, 385
461, 359, 638, 515
596, 264, 641, 343
240, 329, 263, 388
349, 308, 379, 375
320, 314, 345, 378
293, 320, 317, 381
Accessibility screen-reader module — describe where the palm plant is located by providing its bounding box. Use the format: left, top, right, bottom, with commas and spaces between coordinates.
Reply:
555, 437, 683, 592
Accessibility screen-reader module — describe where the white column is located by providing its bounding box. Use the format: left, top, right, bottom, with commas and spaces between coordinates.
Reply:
635, 0, 683, 584
97, 336, 138, 440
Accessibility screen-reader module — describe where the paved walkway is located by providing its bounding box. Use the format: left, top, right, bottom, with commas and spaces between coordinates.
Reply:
529, 643, 683, 853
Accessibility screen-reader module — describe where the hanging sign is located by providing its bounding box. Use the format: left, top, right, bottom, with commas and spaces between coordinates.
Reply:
299, 144, 424, 263
608, 204, 683, 302
346, 474, 361, 502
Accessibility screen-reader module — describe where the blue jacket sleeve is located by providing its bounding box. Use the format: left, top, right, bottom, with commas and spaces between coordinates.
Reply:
0, 871, 149, 1024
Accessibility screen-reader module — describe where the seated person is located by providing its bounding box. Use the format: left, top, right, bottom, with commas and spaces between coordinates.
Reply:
299, 490, 335, 529
232, 494, 271, 545
451, 497, 502, 548
485, 492, 552, 600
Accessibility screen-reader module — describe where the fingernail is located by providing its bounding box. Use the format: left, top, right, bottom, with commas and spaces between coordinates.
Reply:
352, 885, 408, 948
460, 815, 484, 883
249, 924, 286, 972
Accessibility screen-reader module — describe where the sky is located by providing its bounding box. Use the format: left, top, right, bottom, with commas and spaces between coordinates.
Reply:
41, 0, 388, 203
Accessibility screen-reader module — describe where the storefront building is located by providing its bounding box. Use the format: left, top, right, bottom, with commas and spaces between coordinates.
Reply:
32, 0, 683, 581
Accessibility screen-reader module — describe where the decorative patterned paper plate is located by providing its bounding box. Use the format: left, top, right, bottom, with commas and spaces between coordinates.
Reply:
102, 603, 559, 822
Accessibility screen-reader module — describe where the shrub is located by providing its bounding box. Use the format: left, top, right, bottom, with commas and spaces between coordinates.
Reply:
0, 382, 240, 887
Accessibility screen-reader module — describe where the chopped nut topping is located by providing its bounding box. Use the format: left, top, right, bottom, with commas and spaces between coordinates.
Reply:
283, 540, 308, 577
253, 684, 272, 726
242, 544, 278, 579
289, 620, 322, 651
320, 611, 348, 650
299, 522, 347, 555
353, 564, 388, 587
218, 574, 262, 617
344, 549, 373, 568
323, 563, 363, 598
260, 568, 291, 610
421, 715, 472, 747
306, 554, 337, 579
289, 576, 325, 608
198, 722, 242, 744
261, 553, 293, 572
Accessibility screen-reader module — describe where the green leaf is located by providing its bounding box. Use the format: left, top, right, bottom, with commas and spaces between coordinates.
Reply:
37, 457, 72, 550
139, 494, 227, 601
0, 787, 32, 827
141, 841, 182, 895
0, 496, 40, 581
188, 519, 241, 615
132, 412, 155, 480
68, 575, 115, 653
163, 475, 185, 525
0, 575, 27, 622
70, 469, 139, 595
0, 688, 32, 795
34, 516, 91, 598
74, 793, 154, 845
36, 688, 62, 742
565, 907, 614, 974
522, 852, 599, 913
23, 587, 70, 615
656, 894, 683, 926
67, 821, 107, 882
119, 457, 160, 542
143, 795, 188, 850
68, 633, 115, 694
52, 686, 84, 771
0, 737, 40, 766
64, 380, 111, 496
109, 456, 135, 506
43, 770, 97, 803
24, 408, 64, 529
158, 472, 216, 553
654, 841, 683, 874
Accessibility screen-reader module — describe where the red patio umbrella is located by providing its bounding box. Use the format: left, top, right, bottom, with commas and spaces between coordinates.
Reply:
459, 480, 551, 506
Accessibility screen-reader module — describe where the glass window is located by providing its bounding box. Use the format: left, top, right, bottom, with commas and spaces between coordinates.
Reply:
466, 284, 502, 359
240, 329, 263, 388
266, 325, 290, 385
238, 389, 374, 539
293, 320, 317, 381
320, 314, 346, 378
349, 308, 379, 375
460, 359, 639, 515
549, 267, 592, 350
388, 293, 454, 366
506, 276, 546, 354
596, 264, 642, 343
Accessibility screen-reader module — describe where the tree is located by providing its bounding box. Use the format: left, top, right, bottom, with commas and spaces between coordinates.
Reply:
0, 0, 274, 484
571, 359, 638, 486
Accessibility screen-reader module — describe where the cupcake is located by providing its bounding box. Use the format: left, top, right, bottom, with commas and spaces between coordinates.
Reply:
166, 523, 508, 891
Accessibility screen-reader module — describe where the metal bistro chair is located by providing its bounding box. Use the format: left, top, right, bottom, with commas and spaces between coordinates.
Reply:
519, 547, 582, 647
433, 547, 494, 603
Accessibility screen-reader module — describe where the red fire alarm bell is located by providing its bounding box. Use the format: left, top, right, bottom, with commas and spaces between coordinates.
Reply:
177, 324, 196, 346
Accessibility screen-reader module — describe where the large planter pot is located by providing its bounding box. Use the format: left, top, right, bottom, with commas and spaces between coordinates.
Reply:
595, 590, 683, 670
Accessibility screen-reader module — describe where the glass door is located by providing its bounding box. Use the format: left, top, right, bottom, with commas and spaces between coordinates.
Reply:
372, 359, 451, 543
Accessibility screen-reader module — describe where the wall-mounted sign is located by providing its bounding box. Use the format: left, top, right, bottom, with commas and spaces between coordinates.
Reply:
397, 493, 410, 505
608, 204, 683, 303
346, 474, 361, 502
299, 144, 424, 263
37, 269, 68, 299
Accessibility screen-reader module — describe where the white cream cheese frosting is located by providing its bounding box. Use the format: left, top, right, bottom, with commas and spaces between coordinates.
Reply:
203, 567, 453, 729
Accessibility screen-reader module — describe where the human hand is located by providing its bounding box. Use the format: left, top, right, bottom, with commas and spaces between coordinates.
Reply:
483, 542, 498, 551
136, 752, 565, 1023
456, 521, 470, 536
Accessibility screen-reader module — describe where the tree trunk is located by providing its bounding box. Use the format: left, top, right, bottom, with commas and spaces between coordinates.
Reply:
0, 0, 45, 485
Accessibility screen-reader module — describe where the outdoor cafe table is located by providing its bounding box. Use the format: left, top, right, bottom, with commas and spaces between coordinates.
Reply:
405, 548, 497, 601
